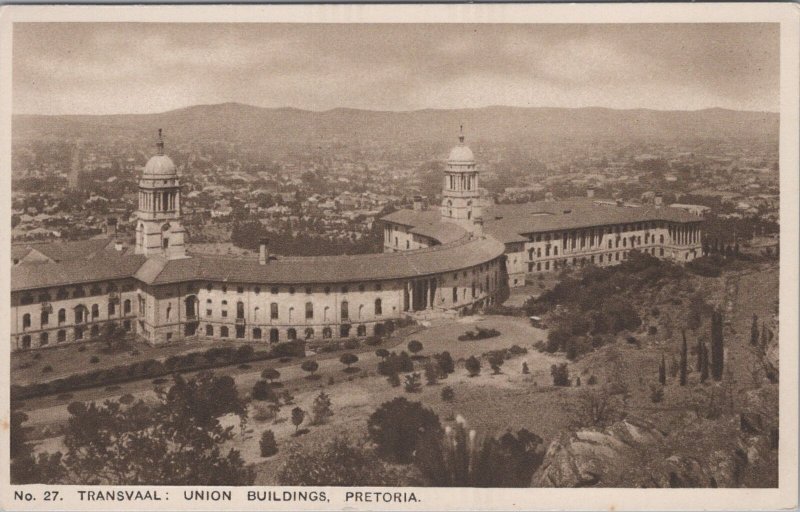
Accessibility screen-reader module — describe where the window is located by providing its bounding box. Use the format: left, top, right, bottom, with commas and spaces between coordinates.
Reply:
57, 288, 68, 300
90, 325, 99, 337
357, 325, 367, 337
305, 302, 314, 319
73, 288, 85, 298
289, 287, 295, 294
22, 313, 31, 329
235, 325, 245, 339
324, 287, 331, 294
124, 299, 131, 314
375, 283, 382, 291
162, 238, 169, 249
341, 301, 349, 320
322, 327, 332, 339
452, 287, 458, 303
358, 284, 365, 292
221, 310, 228, 318
340, 324, 351, 338
206, 325, 214, 336
287, 328, 297, 341
253, 328, 262, 339
254, 287, 260, 295
237, 286, 244, 294
108, 302, 116, 316
74, 327, 83, 340
270, 303, 279, 320
270, 328, 279, 343
222, 285, 227, 293
406, 240, 410, 249
90, 284, 102, 296
271, 287, 279, 294
58, 308, 66, 324
123, 320, 131, 331
206, 309, 212, 317
207, 283, 213, 291
41, 310, 49, 325
40, 332, 49, 346
38, 292, 51, 303
305, 287, 312, 294
305, 327, 314, 339
220, 326, 229, 338
375, 298, 382, 316
660, 234, 665, 244
57, 330, 66, 343
236, 301, 245, 319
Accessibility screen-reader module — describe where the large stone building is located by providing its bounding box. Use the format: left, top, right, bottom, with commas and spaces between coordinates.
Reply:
10, 131, 507, 351
382, 133, 703, 287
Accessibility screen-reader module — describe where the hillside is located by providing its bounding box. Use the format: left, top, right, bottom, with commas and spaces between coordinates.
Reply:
12, 103, 779, 150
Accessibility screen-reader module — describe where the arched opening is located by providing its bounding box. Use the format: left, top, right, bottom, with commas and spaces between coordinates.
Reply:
374, 323, 385, 337
322, 327, 332, 339
305, 327, 314, 339
205, 325, 214, 336
57, 330, 66, 343
21, 335, 31, 349
270, 328, 279, 343
220, 326, 229, 338
39, 332, 49, 346
374, 298, 382, 316
287, 328, 297, 341
357, 324, 367, 337
253, 327, 262, 340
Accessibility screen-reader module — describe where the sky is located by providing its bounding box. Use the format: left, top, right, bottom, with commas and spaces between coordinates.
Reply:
12, 23, 780, 115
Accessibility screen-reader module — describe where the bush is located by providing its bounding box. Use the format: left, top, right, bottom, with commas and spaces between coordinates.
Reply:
375, 348, 390, 360
551, 363, 570, 387
261, 368, 280, 383
78, 346, 86, 352
377, 351, 413, 376
253, 404, 277, 422
365, 337, 382, 346
252, 380, 278, 402
340, 353, 359, 369
587, 375, 598, 386
278, 437, 398, 486
408, 340, 423, 355
424, 363, 439, 385
41, 365, 53, 374
404, 373, 422, 393
119, 393, 135, 405
649, 383, 664, 403
236, 344, 255, 361
441, 386, 455, 402
457, 328, 501, 341
488, 352, 504, 374
272, 340, 305, 359
435, 351, 455, 375
89, 356, 100, 364
648, 326, 658, 335
686, 256, 723, 277
367, 397, 442, 463
300, 360, 319, 377
343, 338, 360, 350
387, 371, 401, 387
260, 430, 278, 457
291, 407, 306, 433
465, 356, 481, 377
311, 391, 333, 425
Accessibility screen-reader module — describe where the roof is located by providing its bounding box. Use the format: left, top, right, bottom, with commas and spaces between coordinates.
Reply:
11, 251, 146, 292
381, 209, 468, 245
448, 144, 474, 164
12, 238, 113, 263
135, 236, 505, 286
143, 154, 176, 176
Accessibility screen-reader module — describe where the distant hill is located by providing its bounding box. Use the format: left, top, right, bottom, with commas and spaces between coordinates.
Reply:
12, 102, 779, 150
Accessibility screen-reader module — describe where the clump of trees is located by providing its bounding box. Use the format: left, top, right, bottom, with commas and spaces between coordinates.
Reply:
278, 437, 398, 486
310, 391, 333, 425
367, 397, 442, 463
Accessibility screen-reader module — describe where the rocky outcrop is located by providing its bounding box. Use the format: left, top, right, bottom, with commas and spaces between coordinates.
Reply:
532, 413, 774, 488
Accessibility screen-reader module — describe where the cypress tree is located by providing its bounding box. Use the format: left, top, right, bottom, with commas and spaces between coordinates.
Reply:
679, 330, 688, 386
750, 315, 759, 346
658, 353, 666, 386
710, 309, 724, 381
699, 339, 709, 383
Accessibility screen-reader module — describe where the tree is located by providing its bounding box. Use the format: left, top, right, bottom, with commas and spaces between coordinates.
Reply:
424, 362, 439, 385
408, 340, 423, 356
488, 352, 504, 375
259, 430, 278, 457
522, 361, 530, 375
261, 368, 280, 384
441, 386, 455, 402
387, 370, 401, 387
551, 363, 570, 387
278, 437, 397, 486
658, 353, 666, 386
301, 360, 319, 378
340, 353, 359, 370
750, 315, 760, 346
291, 407, 306, 434
252, 380, 278, 402
311, 391, 333, 425
436, 351, 455, 375
404, 372, 422, 393
465, 356, 481, 377
375, 348, 390, 361
679, 330, 688, 386
696, 336, 704, 372
711, 309, 725, 381
367, 397, 442, 463
10, 410, 65, 484
50, 372, 254, 485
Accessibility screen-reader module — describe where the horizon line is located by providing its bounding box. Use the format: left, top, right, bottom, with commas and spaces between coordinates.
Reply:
12, 101, 781, 118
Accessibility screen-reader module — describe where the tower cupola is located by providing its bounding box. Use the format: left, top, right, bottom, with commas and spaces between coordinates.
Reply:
441, 126, 481, 231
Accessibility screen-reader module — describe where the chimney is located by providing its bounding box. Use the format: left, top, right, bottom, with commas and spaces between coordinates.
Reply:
472, 216, 484, 236
412, 196, 424, 211
586, 187, 595, 198
258, 238, 269, 265
654, 192, 663, 207
106, 217, 118, 238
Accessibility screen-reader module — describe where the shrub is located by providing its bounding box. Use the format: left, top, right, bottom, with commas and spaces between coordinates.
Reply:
278, 437, 397, 486
272, 340, 305, 358
375, 348, 390, 360
291, 407, 306, 433
587, 375, 598, 386
436, 351, 455, 375
365, 337, 382, 346
340, 353, 359, 369
424, 363, 439, 385
648, 326, 658, 335
280, 390, 294, 405
367, 397, 442, 463
327, 376, 335, 386
465, 356, 481, 377
261, 368, 280, 383
522, 362, 530, 374
408, 340, 423, 355
260, 430, 278, 457
252, 380, 278, 402
570, 386, 624, 428
387, 371, 401, 387
253, 404, 277, 422
550, 363, 570, 387
377, 351, 413, 376
77, 346, 86, 352
89, 356, 100, 364
404, 373, 422, 393
311, 391, 333, 425
441, 386, 455, 402
343, 338, 360, 350
41, 365, 53, 374
649, 383, 664, 403
236, 344, 255, 361
488, 352, 504, 374
119, 393, 135, 405
301, 360, 319, 377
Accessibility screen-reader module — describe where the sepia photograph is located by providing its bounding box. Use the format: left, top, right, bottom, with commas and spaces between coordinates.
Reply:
1, 4, 798, 510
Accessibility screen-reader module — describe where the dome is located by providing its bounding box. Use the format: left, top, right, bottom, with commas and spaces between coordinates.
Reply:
143, 154, 177, 176
448, 144, 474, 163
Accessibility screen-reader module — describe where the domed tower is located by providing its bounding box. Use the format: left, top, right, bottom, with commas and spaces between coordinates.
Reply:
441, 127, 481, 230
135, 129, 187, 259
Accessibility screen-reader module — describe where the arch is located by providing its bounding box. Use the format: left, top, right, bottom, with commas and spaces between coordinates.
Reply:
205, 324, 214, 336
270, 302, 279, 320
40, 310, 49, 326
322, 327, 332, 339
57, 329, 66, 343
357, 324, 367, 337
287, 328, 297, 341
270, 328, 279, 343
220, 326, 229, 338
22, 313, 31, 329
185, 295, 199, 318
340, 324, 351, 338
90, 325, 99, 337
236, 301, 245, 319
305, 327, 315, 339
341, 301, 349, 320
253, 327, 262, 340
358, 304, 364, 320
374, 298, 382, 316
21, 335, 31, 349
40, 332, 49, 346
324, 306, 330, 321
91, 304, 100, 319
374, 323, 385, 337
124, 299, 132, 315
305, 301, 314, 320
288, 307, 294, 322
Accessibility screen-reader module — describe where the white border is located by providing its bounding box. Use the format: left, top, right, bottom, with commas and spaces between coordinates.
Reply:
0, 4, 797, 511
